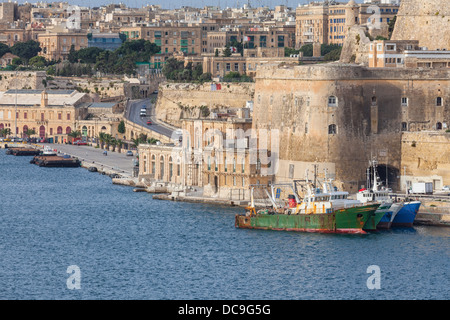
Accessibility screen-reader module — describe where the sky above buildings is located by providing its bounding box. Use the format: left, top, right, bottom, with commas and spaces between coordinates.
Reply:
18, 0, 367, 10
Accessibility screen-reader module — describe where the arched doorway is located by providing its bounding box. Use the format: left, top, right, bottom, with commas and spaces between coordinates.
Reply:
23, 125, 28, 138
57, 126, 63, 134
214, 176, 218, 193
66, 127, 72, 135
368, 164, 400, 191
39, 125, 45, 138
82, 126, 88, 136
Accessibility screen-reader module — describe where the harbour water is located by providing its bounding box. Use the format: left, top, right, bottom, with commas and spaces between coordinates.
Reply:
0, 149, 449, 300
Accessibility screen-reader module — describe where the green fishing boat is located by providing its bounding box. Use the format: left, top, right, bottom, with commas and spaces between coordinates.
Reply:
235, 178, 381, 234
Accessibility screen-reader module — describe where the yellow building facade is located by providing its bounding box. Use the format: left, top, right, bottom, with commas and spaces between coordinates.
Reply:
0, 89, 89, 142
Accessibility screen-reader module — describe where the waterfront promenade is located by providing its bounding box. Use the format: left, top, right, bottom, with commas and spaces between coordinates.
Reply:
40, 143, 136, 177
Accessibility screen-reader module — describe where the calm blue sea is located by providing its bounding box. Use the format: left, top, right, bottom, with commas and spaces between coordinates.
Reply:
0, 149, 449, 300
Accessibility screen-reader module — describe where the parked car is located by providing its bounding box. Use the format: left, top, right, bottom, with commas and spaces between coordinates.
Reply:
126, 151, 133, 156
140, 111, 146, 117
147, 120, 152, 125
73, 140, 87, 146
442, 185, 450, 191
153, 90, 158, 94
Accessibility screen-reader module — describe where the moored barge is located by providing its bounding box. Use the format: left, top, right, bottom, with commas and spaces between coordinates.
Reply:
30, 155, 81, 167
5, 147, 40, 156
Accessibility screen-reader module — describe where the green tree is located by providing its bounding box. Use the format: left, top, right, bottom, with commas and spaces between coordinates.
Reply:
223, 46, 232, 57
162, 57, 185, 80
323, 48, 342, 61
11, 40, 41, 61
0, 128, 11, 137
0, 43, 10, 58
321, 44, 342, 56
29, 56, 46, 68
11, 57, 23, 66
299, 44, 313, 57
68, 45, 77, 63
118, 120, 126, 134
25, 129, 36, 137
284, 47, 300, 57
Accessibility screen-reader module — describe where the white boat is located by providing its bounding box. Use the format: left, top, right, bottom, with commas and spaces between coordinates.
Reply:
42, 146, 57, 156
356, 160, 403, 229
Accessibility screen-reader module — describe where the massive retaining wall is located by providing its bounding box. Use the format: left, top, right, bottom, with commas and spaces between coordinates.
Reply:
0, 71, 46, 91
253, 63, 450, 192
155, 82, 254, 127
391, 0, 450, 50
401, 132, 450, 190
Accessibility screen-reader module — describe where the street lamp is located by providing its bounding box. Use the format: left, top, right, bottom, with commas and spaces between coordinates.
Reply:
14, 71, 18, 139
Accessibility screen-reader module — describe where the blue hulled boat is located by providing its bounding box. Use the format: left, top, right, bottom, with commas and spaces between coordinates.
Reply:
392, 201, 421, 227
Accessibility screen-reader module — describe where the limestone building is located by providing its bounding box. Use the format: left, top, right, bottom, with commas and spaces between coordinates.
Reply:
138, 111, 273, 200
295, 0, 399, 48
0, 89, 89, 142
38, 27, 88, 62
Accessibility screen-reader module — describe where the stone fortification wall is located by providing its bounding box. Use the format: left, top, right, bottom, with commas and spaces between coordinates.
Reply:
391, 0, 450, 50
401, 132, 450, 190
155, 82, 254, 128
0, 71, 46, 91
253, 64, 450, 191
45, 77, 126, 98
340, 26, 371, 65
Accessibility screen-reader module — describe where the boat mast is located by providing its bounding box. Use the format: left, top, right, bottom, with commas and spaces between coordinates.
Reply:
372, 160, 379, 192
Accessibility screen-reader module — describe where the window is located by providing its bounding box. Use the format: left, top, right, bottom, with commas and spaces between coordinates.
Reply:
436, 122, 443, 130
328, 96, 337, 107
371, 96, 377, 106
328, 124, 337, 135
160, 156, 165, 179
401, 122, 408, 131
401, 97, 408, 106
169, 157, 173, 180
151, 155, 156, 174
436, 97, 442, 106
67, 113, 71, 120
58, 113, 62, 120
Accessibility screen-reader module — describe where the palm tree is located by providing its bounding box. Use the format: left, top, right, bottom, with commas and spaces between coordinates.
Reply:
0, 128, 11, 137
131, 137, 140, 149
98, 132, 106, 149
68, 130, 81, 139
104, 133, 112, 151
110, 138, 117, 152
68, 130, 82, 144
116, 139, 123, 153
25, 129, 36, 138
